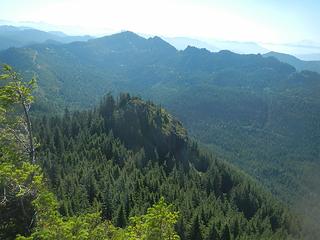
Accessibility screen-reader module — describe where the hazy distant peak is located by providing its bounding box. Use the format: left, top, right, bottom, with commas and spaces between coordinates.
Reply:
164, 36, 219, 52
0, 25, 20, 32
49, 31, 68, 37
184, 45, 210, 53
89, 31, 145, 46
147, 36, 177, 51
114, 30, 144, 39
0, 25, 93, 51
148, 35, 165, 42
89, 31, 177, 54
264, 51, 303, 64
297, 53, 320, 61
217, 49, 235, 55
263, 51, 320, 73
266, 51, 300, 58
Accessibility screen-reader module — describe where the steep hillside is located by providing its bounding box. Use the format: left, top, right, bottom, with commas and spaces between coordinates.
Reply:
32, 94, 300, 240
0, 31, 320, 235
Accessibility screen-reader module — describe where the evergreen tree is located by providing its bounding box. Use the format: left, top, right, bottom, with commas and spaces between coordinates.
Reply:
176, 218, 187, 240
233, 219, 240, 239
207, 224, 220, 240
189, 216, 203, 240
221, 224, 231, 240
101, 191, 113, 220
53, 127, 64, 153
115, 205, 127, 228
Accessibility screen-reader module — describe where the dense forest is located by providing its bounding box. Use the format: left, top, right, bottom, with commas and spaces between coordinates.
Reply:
0, 66, 300, 239
34, 93, 301, 239
0, 31, 319, 218
1, 27, 320, 238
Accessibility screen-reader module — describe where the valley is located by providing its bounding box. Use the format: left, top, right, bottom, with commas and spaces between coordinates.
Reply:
1, 23, 319, 239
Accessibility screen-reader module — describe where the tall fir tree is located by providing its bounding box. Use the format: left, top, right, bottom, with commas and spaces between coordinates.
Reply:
221, 224, 231, 240
189, 216, 203, 240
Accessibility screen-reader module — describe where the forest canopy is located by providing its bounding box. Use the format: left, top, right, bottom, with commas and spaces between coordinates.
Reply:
0, 66, 301, 239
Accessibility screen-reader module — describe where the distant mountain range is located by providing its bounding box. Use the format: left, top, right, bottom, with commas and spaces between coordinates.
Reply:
264, 51, 320, 73
297, 53, 320, 61
0, 25, 270, 54
164, 36, 269, 54
0, 25, 92, 50
2, 22, 320, 61
3, 17, 320, 60
205, 39, 269, 54
261, 41, 320, 60
163, 36, 219, 52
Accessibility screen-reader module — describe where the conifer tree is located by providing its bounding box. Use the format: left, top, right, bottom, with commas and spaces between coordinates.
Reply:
189, 215, 203, 240
207, 224, 220, 240
115, 204, 127, 228
221, 224, 231, 240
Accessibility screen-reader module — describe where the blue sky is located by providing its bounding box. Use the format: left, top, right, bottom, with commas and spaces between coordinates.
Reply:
1, 0, 319, 44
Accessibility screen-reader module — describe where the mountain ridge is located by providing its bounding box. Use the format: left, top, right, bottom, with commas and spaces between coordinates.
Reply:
264, 51, 320, 74
0, 30, 319, 237
0, 25, 92, 51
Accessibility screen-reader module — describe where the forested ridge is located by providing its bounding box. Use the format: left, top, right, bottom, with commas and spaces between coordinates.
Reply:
32, 94, 300, 239
1, 32, 319, 215
1, 29, 319, 238
0, 65, 300, 239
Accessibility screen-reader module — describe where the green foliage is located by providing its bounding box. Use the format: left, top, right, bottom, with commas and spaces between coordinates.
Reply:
1, 32, 319, 225
0, 66, 182, 240
221, 224, 231, 240
207, 224, 220, 240
0, 64, 35, 108
189, 216, 203, 240
0, 64, 40, 239
17, 192, 180, 240
126, 197, 179, 240
115, 205, 127, 228
16, 190, 120, 240
31, 94, 300, 240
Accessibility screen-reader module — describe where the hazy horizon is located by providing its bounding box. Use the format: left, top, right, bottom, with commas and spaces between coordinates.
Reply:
2, 19, 320, 58
1, 0, 320, 58
1, 0, 320, 44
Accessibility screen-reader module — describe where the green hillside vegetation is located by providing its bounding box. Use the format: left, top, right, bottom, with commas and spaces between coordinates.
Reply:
1, 32, 319, 236
0, 67, 179, 240
32, 93, 300, 240
0, 66, 300, 239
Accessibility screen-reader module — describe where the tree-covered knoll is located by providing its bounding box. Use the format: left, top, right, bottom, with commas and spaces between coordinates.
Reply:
30, 93, 301, 240
0, 65, 303, 239
0, 66, 180, 240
